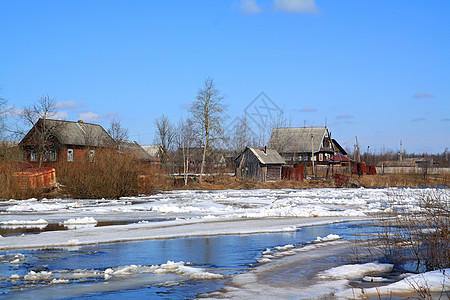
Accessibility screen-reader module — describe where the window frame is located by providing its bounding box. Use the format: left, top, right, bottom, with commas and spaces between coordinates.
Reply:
67, 149, 74, 162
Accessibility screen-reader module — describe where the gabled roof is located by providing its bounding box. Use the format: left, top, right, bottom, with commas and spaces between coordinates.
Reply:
238, 147, 285, 165
328, 153, 352, 163
141, 145, 164, 157
268, 127, 332, 153
20, 119, 113, 147
118, 141, 153, 160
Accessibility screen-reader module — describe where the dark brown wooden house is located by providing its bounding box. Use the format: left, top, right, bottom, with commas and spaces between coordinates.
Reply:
19, 119, 114, 167
268, 127, 347, 166
235, 147, 285, 182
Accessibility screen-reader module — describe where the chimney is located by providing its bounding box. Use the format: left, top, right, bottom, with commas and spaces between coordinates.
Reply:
264, 146, 267, 154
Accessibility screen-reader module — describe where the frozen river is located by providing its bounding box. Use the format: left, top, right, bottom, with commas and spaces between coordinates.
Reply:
1, 188, 449, 298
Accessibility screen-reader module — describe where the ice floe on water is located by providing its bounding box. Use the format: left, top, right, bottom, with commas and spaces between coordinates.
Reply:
61, 217, 98, 229
0, 218, 48, 229
0, 187, 449, 298
335, 268, 450, 299
317, 261, 394, 280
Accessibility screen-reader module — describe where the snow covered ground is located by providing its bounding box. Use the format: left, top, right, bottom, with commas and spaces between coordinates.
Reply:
1, 187, 449, 299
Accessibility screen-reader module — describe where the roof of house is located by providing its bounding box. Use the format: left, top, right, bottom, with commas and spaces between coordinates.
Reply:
141, 145, 163, 157
328, 153, 352, 163
268, 127, 330, 153
20, 119, 113, 147
244, 147, 285, 165
118, 141, 153, 160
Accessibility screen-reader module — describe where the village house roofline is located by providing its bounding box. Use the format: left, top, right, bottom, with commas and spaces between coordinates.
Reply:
19, 118, 113, 147
235, 147, 285, 165
268, 126, 332, 154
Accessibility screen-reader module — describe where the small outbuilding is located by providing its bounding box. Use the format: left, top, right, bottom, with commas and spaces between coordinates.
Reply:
235, 147, 285, 182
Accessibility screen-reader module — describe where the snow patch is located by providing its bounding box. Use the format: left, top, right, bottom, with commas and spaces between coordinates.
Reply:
318, 262, 393, 280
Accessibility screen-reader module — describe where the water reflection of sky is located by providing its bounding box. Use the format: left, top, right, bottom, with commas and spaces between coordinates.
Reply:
1, 222, 374, 299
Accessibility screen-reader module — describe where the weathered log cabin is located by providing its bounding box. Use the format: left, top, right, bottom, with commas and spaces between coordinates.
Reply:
235, 147, 285, 182
268, 127, 347, 166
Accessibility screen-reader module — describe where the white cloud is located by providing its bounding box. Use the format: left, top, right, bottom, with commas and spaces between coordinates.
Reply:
240, 0, 262, 14
413, 92, 434, 99
412, 117, 426, 122
336, 114, 354, 120
273, 0, 319, 14
300, 106, 317, 112
49, 111, 68, 120
55, 100, 85, 110
78, 111, 101, 123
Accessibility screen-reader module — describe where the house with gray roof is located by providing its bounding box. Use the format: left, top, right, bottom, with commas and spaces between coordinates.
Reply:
235, 147, 285, 181
268, 127, 346, 165
20, 119, 114, 166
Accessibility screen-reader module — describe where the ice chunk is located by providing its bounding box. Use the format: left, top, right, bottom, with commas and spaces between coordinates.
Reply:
318, 262, 393, 280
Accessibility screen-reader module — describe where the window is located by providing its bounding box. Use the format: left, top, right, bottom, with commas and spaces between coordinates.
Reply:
30, 150, 38, 162
89, 150, 95, 162
50, 150, 57, 162
67, 149, 74, 162
319, 153, 323, 161
42, 150, 48, 162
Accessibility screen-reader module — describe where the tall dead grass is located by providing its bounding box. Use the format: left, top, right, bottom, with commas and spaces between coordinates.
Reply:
358, 174, 449, 188
0, 146, 35, 199
57, 149, 145, 199
357, 189, 449, 272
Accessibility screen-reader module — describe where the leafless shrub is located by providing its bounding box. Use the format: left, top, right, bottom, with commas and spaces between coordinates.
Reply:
352, 189, 450, 298
57, 148, 143, 199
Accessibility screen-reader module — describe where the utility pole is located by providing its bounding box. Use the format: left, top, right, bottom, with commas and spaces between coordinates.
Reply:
399, 140, 403, 162
311, 127, 315, 176
355, 136, 361, 162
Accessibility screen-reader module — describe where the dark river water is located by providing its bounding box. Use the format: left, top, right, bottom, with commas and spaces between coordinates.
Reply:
0, 222, 373, 299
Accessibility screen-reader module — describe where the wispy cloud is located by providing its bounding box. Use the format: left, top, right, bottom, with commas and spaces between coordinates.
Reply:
240, 0, 262, 15
412, 117, 427, 122
49, 111, 68, 120
336, 114, 354, 120
273, 0, 320, 14
55, 99, 85, 110
78, 110, 119, 123
300, 106, 317, 112
413, 92, 434, 99
441, 118, 450, 122
79, 111, 102, 123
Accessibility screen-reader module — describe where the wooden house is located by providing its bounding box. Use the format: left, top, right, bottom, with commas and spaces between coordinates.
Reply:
141, 145, 167, 164
268, 127, 347, 165
235, 147, 285, 181
19, 119, 114, 166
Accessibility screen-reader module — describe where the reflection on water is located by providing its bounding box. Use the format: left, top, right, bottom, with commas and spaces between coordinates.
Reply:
0, 218, 175, 237
0, 222, 374, 299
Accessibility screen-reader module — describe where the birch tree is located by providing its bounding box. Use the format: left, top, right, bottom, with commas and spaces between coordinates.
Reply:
21, 95, 60, 167
107, 118, 129, 146
0, 96, 8, 140
190, 78, 227, 183
154, 114, 176, 155
176, 118, 197, 185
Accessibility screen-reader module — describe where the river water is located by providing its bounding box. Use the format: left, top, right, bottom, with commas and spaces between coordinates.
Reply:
1, 222, 374, 299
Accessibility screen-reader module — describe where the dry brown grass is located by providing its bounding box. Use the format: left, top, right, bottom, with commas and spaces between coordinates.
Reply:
357, 173, 449, 188
57, 149, 145, 199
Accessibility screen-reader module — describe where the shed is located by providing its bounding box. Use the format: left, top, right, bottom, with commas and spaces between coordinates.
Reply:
235, 147, 285, 182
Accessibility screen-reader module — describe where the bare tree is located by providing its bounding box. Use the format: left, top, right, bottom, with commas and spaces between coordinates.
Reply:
107, 118, 129, 146
20, 95, 60, 167
190, 77, 227, 183
0, 96, 8, 140
176, 118, 197, 184
154, 114, 176, 156
229, 115, 257, 154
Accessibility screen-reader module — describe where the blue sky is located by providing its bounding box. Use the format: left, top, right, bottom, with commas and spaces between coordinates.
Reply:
1, 0, 449, 154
